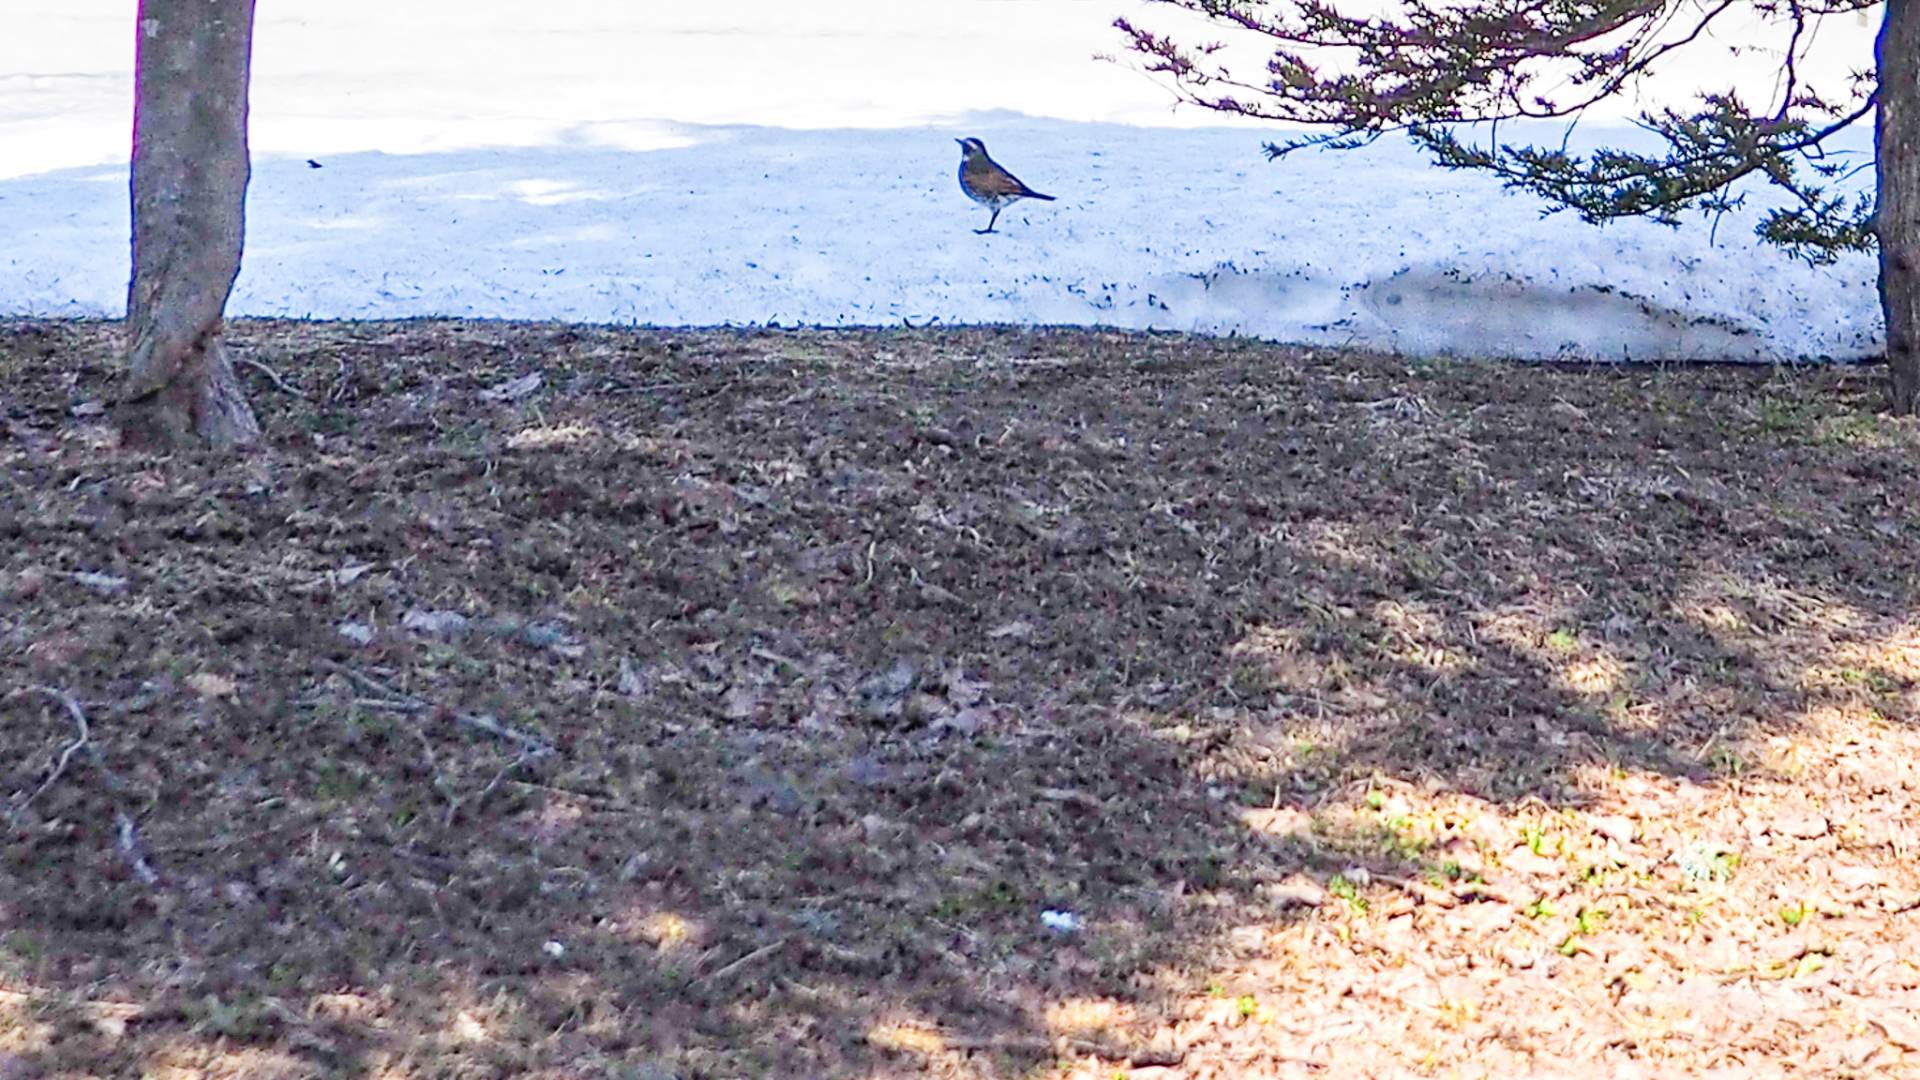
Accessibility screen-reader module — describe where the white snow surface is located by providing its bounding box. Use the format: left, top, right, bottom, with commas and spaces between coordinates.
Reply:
0, 1, 1886, 362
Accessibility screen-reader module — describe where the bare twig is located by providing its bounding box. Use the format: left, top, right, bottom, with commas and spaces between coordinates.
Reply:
6, 687, 161, 885
447, 748, 540, 827
327, 357, 352, 403
239, 356, 310, 399
115, 811, 160, 885
318, 659, 424, 706
1035, 786, 1103, 811
10, 685, 90, 809
410, 725, 440, 772
916, 1031, 1189, 1068
507, 779, 631, 810
693, 936, 790, 987
455, 712, 554, 757
750, 646, 809, 673
154, 818, 308, 855
352, 696, 426, 714
315, 659, 555, 756
601, 379, 691, 396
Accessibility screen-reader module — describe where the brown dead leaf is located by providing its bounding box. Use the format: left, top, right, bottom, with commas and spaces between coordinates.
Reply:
1443, 902, 1514, 936
1769, 813, 1831, 839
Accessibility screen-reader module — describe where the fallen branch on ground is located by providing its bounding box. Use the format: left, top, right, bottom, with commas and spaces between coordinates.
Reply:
4, 686, 161, 885
880, 1030, 1189, 1068
1011, 1035, 1184, 1068
315, 659, 556, 756
446, 747, 542, 827
601, 378, 691, 396
693, 937, 791, 987
238, 356, 310, 399
454, 711, 555, 758
115, 811, 160, 885
506, 779, 632, 810
153, 818, 309, 855
10, 685, 90, 809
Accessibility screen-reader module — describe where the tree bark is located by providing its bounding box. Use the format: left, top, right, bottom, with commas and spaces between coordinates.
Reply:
1880, 0, 1920, 414
121, 0, 261, 449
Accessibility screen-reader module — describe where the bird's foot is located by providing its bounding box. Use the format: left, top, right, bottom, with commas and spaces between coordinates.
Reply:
974, 227, 996, 234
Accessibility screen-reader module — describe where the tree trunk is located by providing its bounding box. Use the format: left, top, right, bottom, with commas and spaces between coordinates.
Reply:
121, 0, 261, 449
1880, 0, 1920, 414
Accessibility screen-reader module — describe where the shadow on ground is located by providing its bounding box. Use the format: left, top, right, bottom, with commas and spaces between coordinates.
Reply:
2, 320, 1918, 1077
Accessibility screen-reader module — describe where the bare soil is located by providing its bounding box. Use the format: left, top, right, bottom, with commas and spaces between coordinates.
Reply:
4, 319, 1920, 1079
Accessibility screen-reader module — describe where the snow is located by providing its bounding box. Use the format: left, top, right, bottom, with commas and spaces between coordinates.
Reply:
0, 1, 1886, 362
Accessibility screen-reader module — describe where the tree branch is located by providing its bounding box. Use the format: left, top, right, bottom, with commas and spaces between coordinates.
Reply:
1117, 0, 1883, 257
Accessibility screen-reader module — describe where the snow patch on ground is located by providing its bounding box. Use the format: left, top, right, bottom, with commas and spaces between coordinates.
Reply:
0, 2, 1885, 361
2, 120, 1881, 362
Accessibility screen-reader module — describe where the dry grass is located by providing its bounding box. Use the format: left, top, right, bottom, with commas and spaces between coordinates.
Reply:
2, 319, 1919, 1078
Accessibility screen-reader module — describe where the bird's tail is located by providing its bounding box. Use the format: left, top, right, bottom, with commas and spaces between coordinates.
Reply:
1025, 191, 1056, 201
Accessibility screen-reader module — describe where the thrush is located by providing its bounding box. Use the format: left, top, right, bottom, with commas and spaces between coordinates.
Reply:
955, 137, 1054, 234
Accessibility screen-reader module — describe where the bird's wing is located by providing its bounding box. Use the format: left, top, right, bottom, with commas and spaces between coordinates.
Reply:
969, 163, 1042, 198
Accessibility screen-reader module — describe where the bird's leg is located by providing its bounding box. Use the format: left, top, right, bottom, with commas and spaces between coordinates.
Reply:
975, 205, 1001, 234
